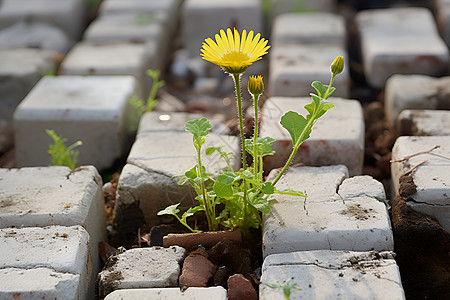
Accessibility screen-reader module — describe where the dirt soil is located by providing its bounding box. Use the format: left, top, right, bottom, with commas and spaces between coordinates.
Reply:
391, 174, 450, 299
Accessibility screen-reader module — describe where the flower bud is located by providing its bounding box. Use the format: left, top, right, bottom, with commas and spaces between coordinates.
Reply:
248, 75, 264, 96
330, 55, 344, 75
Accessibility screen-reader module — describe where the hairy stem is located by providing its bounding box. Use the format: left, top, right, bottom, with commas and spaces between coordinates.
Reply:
253, 93, 260, 178
232, 73, 247, 169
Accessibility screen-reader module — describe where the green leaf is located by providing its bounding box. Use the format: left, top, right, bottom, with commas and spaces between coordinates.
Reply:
275, 188, 307, 197
248, 196, 276, 214
262, 182, 275, 195
280, 111, 307, 145
157, 203, 180, 216
311, 81, 328, 98
245, 137, 276, 158
213, 172, 236, 197
181, 205, 203, 223
185, 118, 211, 139
185, 166, 197, 179
205, 146, 216, 155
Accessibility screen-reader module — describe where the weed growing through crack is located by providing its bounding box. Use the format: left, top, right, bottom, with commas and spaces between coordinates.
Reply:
46, 129, 82, 170
263, 278, 302, 300
128, 69, 165, 131
158, 28, 344, 234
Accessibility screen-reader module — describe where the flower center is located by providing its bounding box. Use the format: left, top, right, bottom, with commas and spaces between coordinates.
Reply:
222, 51, 249, 63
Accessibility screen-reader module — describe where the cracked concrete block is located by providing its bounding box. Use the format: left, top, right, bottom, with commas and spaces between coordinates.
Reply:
0, 226, 90, 300
59, 42, 154, 99
385, 74, 450, 126
110, 131, 240, 246
260, 97, 364, 176
391, 136, 450, 232
260, 250, 405, 300
14, 75, 136, 171
263, 166, 393, 258
397, 109, 450, 136
269, 45, 350, 98
0, 0, 86, 40
182, 0, 263, 58
98, 246, 186, 298
271, 12, 346, 48
356, 7, 449, 89
104, 287, 227, 299
0, 48, 56, 121
0, 166, 106, 281
0, 267, 80, 299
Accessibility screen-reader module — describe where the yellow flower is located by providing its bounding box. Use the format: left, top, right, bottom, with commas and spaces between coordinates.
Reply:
200, 28, 270, 74
248, 75, 264, 96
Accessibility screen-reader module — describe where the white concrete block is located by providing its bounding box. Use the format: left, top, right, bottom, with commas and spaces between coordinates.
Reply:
384, 74, 450, 126
0, 226, 90, 300
59, 42, 154, 98
263, 166, 393, 258
269, 45, 349, 97
0, 21, 73, 54
0, 267, 80, 300
260, 250, 405, 300
0, 166, 106, 278
14, 75, 136, 171
397, 109, 450, 136
391, 136, 450, 232
111, 131, 240, 243
98, 246, 186, 298
83, 13, 169, 66
183, 0, 263, 58
0, 48, 55, 121
104, 287, 227, 299
260, 97, 364, 176
0, 0, 86, 39
269, 0, 335, 20
356, 7, 449, 89
98, 0, 182, 37
271, 12, 346, 48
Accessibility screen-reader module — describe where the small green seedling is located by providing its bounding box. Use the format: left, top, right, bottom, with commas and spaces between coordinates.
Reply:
129, 69, 165, 131
263, 278, 302, 300
46, 129, 82, 170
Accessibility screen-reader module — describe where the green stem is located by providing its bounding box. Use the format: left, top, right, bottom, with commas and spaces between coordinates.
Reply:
253, 93, 260, 178
271, 114, 316, 186
324, 74, 336, 99
197, 148, 214, 231
272, 74, 337, 186
232, 73, 247, 169
175, 215, 196, 233
242, 180, 249, 232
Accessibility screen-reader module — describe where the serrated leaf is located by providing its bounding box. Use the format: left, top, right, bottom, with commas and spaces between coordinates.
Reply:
157, 203, 180, 216
248, 196, 276, 214
245, 137, 276, 157
185, 118, 211, 139
280, 111, 307, 145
